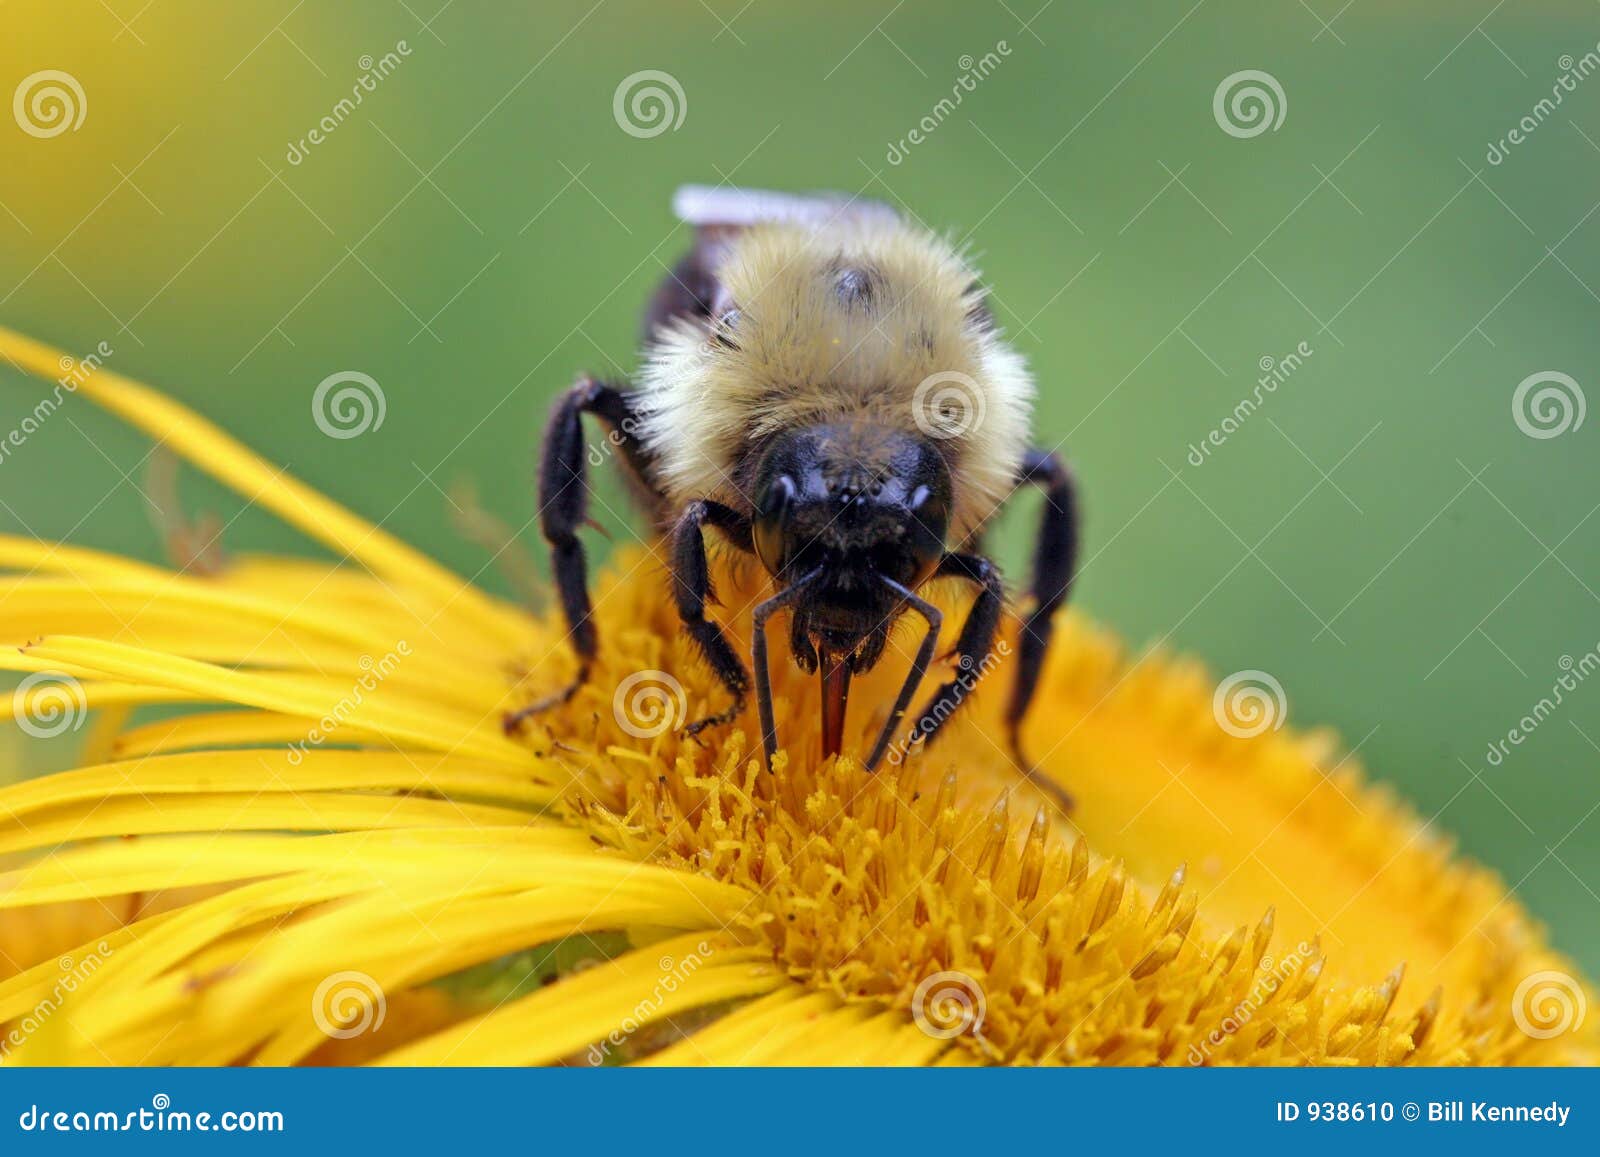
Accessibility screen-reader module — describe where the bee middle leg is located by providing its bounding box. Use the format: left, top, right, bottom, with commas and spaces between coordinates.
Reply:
888, 552, 1076, 812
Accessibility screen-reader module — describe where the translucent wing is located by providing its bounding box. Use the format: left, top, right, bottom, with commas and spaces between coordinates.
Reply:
672, 185, 899, 232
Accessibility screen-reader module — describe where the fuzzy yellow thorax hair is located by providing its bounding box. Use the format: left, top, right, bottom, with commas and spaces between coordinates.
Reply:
636, 221, 1035, 538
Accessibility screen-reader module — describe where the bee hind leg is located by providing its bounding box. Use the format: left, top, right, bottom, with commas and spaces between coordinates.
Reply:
1003, 448, 1080, 809
505, 376, 660, 734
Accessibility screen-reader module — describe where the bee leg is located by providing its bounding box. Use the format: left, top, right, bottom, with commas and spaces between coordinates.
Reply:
751, 576, 820, 768
1000, 448, 1080, 809
670, 500, 756, 741
870, 554, 1000, 772
505, 377, 659, 733
863, 577, 944, 771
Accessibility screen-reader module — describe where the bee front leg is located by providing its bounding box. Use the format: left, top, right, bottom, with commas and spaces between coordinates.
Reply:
505, 376, 658, 733
751, 572, 821, 769
864, 577, 943, 771
670, 500, 755, 740
881, 554, 1000, 766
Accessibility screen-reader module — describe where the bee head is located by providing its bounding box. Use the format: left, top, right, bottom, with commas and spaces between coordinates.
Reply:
750, 422, 951, 657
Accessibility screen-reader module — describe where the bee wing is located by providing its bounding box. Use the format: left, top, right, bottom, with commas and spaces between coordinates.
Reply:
671, 185, 899, 232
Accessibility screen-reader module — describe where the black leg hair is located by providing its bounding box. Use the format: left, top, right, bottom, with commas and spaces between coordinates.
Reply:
1005, 448, 1080, 749
505, 377, 661, 733
671, 499, 757, 737
864, 576, 944, 771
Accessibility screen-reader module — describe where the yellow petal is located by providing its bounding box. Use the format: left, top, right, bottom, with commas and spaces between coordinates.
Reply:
0, 750, 559, 822
377, 933, 782, 1067
636, 987, 838, 1065
0, 534, 170, 583
0, 579, 510, 704
20, 637, 524, 764
0, 792, 535, 859
111, 711, 384, 758
0, 828, 593, 908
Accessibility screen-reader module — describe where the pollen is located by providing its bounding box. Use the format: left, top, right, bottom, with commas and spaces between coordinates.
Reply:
504, 557, 1599, 1065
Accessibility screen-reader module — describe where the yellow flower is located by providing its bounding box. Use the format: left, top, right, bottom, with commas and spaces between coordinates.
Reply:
0, 324, 1594, 1066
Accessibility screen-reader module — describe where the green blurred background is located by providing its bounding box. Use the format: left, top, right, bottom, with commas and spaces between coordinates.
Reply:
2, 1, 1597, 972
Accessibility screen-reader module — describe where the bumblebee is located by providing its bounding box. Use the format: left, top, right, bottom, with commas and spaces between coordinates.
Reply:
511, 186, 1079, 801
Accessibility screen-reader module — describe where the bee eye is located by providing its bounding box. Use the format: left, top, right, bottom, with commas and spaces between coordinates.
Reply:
908, 484, 948, 533
905, 484, 949, 587
752, 473, 796, 575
